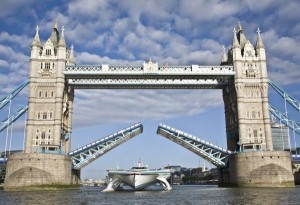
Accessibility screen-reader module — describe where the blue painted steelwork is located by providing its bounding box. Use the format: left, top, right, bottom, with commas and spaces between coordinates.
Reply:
269, 105, 300, 135
269, 80, 300, 112
69, 123, 143, 170
0, 105, 28, 133
156, 124, 232, 167
0, 80, 29, 110
291, 155, 300, 162
0, 158, 7, 164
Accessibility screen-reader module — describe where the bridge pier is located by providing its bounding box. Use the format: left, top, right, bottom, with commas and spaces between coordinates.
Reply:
218, 151, 294, 187
4, 153, 80, 191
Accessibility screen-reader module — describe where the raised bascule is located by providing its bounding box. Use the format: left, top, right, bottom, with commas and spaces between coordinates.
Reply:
2, 21, 297, 190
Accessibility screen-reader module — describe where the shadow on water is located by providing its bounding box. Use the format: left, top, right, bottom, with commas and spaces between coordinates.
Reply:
0, 185, 299, 205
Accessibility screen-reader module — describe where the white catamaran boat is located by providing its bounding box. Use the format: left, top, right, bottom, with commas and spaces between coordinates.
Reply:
103, 161, 172, 192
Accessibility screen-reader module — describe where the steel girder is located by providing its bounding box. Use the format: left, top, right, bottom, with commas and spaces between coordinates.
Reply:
0, 105, 28, 133
269, 80, 300, 112
64, 64, 235, 89
269, 105, 300, 135
69, 123, 143, 170
0, 80, 28, 110
157, 124, 232, 167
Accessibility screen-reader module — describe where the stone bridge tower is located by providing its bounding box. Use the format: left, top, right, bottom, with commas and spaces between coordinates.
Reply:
4, 22, 79, 191
222, 23, 273, 153
220, 23, 294, 187
25, 22, 75, 154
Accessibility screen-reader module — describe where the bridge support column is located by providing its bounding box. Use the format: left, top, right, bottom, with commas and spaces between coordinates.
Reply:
218, 151, 294, 187
4, 153, 80, 191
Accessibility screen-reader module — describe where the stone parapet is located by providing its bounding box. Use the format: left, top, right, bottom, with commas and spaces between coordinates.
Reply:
4, 153, 80, 191
219, 151, 295, 187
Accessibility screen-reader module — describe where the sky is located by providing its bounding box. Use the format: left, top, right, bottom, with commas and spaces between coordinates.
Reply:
0, 0, 300, 179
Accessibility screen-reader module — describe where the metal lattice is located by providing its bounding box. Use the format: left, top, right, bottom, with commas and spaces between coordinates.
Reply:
64, 64, 235, 89
0, 80, 28, 110
269, 105, 300, 135
69, 123, 143, 170
269, 80, 300, 112
157, 124, 232, 167
0, 105, 28, 133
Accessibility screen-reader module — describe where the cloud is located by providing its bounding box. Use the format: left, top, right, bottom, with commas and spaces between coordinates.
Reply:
0, 32, 32, 49
0, 44, 29, 91
1, 0, 300, 134
268, 57, 300, 85
72, 89, 223, 128
0, 0, 35, 18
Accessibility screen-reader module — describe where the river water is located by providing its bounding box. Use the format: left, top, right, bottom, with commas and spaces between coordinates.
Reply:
0, 185, 299, 205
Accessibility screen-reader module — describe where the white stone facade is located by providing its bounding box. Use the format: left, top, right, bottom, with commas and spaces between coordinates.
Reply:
26, 23, 74, 154
222, 25, 273, 152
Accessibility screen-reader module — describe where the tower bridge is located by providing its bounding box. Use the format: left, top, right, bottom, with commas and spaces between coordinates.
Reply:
1, 21, 298, 190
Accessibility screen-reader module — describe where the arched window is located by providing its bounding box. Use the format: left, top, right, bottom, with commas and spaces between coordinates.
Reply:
45, 91, 48, 98
252, 111, 256, 119
51, 91, 54, 97
39, 91, 42, 97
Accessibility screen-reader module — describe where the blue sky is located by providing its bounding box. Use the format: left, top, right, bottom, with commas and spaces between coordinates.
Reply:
0, 0, 300, 179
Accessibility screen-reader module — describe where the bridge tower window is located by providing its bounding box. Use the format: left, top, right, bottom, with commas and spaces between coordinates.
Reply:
45, 63, 50, 70
46, 49, 51, 55
43, 112, 47, 119
41, 132, 45, 139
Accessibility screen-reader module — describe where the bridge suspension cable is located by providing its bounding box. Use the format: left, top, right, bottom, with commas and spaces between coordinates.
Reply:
269, 80, 300, 112
269, 105, 300, 135
0, 105, 28, 133
157, 124, 232, 167
69, 123, 143, 170
0, 80, 29, 110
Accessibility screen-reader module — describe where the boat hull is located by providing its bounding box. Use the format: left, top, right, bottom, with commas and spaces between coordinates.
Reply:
104, 169, 172, 191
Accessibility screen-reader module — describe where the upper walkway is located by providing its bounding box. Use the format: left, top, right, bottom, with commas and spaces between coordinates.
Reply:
64, 63, 234, 89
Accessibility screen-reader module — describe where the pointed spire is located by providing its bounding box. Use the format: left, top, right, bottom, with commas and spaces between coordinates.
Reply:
232, 28, 240, 49
255, 28, 264, 49
68, 44, 75, 64
58, 26, 66, 47
237, 21, 243, 32
31, 25, 42, 47
49, 20, 59, 46
236, 22, 248, 48
54, 19, 58, 31
221, 45, 228, 63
